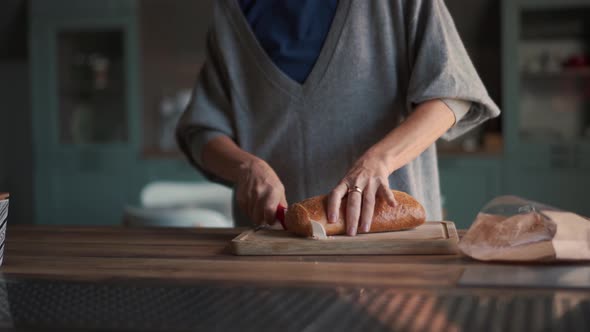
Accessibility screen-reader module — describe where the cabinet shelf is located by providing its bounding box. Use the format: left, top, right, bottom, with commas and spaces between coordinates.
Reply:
521, 69, 590, 80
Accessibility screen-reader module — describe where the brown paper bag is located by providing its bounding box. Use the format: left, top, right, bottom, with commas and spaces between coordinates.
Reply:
459, 196, 590, 262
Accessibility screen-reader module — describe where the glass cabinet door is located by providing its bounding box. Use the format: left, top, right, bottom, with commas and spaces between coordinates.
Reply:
31, 0, 140, 225
518, 8, 590, 144
57, 29, 128, 144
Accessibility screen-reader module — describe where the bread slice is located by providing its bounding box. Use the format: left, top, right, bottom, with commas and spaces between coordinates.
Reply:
285, 190, 426, 237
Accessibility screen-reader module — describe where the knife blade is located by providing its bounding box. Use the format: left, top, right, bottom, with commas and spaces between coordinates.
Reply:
254, 204, 288, 232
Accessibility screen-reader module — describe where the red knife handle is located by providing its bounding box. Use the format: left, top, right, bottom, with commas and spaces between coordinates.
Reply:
275, 204, 287, 230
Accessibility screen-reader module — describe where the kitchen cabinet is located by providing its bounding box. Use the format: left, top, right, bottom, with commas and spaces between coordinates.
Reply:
30, 0, 141, 224
439, 157, 502, 229
29, 0, 211, 225
501, 0, 590, 217
20, 1, 221, 227
504, 168, 590, 216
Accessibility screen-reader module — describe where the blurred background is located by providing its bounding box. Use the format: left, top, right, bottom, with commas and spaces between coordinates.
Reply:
0, 0, 588, 229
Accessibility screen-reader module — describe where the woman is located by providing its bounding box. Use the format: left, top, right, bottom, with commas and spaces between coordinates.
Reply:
177, 0, 500, 235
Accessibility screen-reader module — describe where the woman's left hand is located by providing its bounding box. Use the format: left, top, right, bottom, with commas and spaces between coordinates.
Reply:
326, 152, 397, 236
325, 100, 457, 236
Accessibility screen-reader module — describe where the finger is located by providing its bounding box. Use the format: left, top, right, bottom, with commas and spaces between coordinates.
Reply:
247, 196, 257, 224
278, 191, 288, 223
236, 185, 249, 217
379, 180, 397, 207
245, 182, 256, 221
277, 185, 288, 207
263, 191, 281, 225
359, 182, 377, 233
252, 199, 263, 226
251, 184, 266, 225
346, 187, 363, 236
327, 183, 348, 224
240, 172, 256, 221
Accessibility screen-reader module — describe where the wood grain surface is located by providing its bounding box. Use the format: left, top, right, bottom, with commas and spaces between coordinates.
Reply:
232, 222, 459, 256
0, 225, 588, 292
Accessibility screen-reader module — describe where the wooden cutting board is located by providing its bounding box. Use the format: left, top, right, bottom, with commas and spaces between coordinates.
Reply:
231, 221, 459, 256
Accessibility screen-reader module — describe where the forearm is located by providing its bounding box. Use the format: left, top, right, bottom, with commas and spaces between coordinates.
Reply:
200, 135, 260, 183
365, 99, 456, 174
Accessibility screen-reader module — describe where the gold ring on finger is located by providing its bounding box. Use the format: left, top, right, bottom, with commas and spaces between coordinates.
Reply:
347, 186, 363, 195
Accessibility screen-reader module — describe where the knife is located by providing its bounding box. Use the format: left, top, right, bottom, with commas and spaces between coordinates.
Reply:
255, 204, 328, 239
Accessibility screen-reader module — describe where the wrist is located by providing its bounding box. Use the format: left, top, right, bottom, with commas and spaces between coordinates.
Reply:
363, 148, 393, 177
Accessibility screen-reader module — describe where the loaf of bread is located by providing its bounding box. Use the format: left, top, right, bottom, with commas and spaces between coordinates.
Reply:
285, 190, 426, 237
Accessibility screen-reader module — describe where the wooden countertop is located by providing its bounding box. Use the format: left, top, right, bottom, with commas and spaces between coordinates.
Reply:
4, 225, 473, 287
0, 225, 584, 290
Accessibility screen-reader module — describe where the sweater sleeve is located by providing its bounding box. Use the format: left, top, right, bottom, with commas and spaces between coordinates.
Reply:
405, 0, 500, 140
441, 98, 471, 125
176, 27, 235, 186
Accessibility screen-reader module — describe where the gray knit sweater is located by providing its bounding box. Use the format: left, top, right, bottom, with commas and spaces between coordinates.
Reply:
177, 0, 501, 226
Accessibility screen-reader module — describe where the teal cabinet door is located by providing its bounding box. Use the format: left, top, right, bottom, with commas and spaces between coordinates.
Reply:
31, 0, 140, 225
505, 168, 590, 217
500, 0, 590, 221
439, 157, 502, 229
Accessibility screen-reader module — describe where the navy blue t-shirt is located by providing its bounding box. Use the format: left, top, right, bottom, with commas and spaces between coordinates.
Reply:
238, 0, 339, 84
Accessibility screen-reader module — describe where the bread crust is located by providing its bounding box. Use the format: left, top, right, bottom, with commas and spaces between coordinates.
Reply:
285, 190, 426, 237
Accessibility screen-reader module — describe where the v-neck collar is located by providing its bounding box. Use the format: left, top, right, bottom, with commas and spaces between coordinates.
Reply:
224, 0, 352, 98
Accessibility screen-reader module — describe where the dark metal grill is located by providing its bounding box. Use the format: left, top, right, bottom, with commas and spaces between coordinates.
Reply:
0, 278, 587, 331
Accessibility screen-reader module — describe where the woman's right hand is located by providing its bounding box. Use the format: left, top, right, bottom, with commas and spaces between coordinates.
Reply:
236, 158, 287, 226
